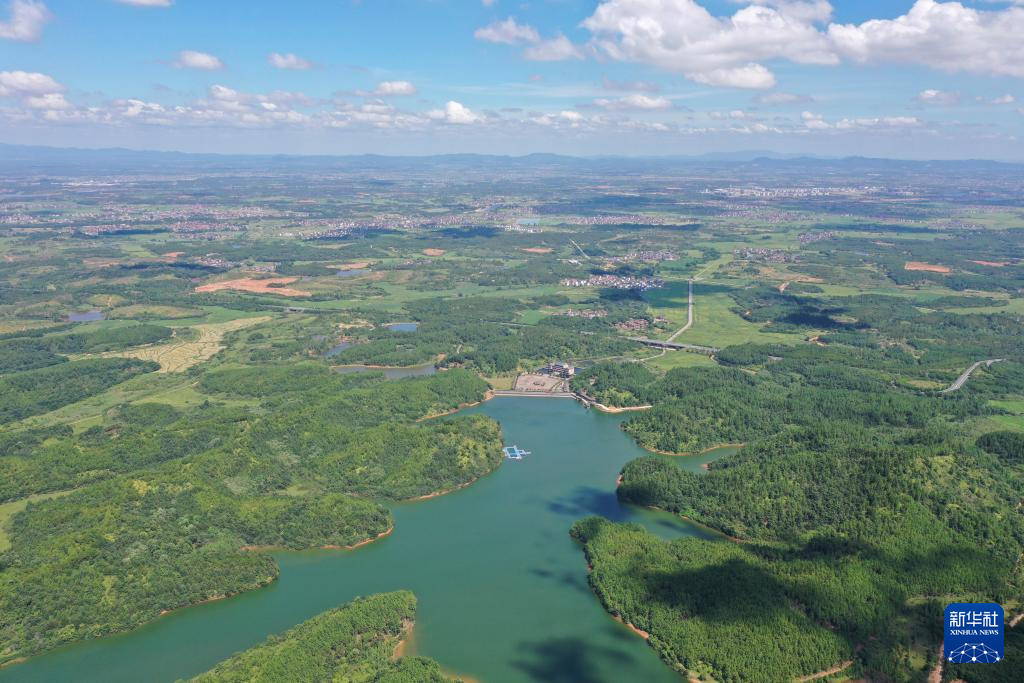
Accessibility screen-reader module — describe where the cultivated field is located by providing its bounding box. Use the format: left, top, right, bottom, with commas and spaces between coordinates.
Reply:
195, 277, 311, 297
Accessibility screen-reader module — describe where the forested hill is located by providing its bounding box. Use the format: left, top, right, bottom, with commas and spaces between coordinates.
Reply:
577, 322, 1024, 679
188, 591, 458, 683
0, 367, 501, 665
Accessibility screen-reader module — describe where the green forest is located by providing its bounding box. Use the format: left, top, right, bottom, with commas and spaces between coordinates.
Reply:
0, 367, 501, 664
188, 591, 458, 683
582, 329, 1024, 678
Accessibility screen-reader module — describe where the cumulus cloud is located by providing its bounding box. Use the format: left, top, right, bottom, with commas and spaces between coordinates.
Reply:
175, 50, 225, 70
0, 70, 63, 96
801, 110, 830, 129
373, 81, 417, 97
801, 110, 922, 131
268, 52, 314, 70
523, 35, 582, 61
25, 92, 69, 109
474, 17, 539, 45
475, 17, 582, 61
986, 94, 1016, 105
582, 0, 836, 89
594, 94, 672, 110
828, 0, 1024, 79
565, 1, 1024, 89
915, 89, 960, 106
427, 101, 480, 124
0, 70, 67, 115
0, 0, 51, 42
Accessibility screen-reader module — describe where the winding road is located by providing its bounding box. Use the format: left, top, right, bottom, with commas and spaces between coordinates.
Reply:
940, 359, 1005, 394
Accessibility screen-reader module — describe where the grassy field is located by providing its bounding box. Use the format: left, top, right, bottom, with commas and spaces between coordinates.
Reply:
103, 316, 272, 372
989, 399, 1024, 432
642, 350, 717, 372
659, 282, 802, 350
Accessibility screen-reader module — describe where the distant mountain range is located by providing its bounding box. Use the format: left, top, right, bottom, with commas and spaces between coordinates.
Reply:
0, 142, 1018, 173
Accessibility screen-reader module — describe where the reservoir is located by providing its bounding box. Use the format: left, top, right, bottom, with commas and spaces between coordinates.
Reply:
2, 397, 734, 683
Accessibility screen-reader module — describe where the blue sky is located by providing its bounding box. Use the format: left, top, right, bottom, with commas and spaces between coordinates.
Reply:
1, 0, 1023, 158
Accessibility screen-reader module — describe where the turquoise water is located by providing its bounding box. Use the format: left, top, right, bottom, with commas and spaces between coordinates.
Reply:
3, 397, 732, 683
387, 322, 419, 332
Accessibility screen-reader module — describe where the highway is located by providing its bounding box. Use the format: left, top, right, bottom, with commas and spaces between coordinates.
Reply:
940, 359, 1005, 394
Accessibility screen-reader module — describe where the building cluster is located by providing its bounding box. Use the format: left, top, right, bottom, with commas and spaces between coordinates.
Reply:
607, 250, 679, 263
615, 318, 651, 332
733, 247, 796, 263
561, 275, 665, 291
541, 362, 576, 378
502, 224, 542, 234
562, 214, 682, 226
704, 185, 883, 199
797, 231, 836, 245
554, 308, 607, 319
195, 256, 236, 269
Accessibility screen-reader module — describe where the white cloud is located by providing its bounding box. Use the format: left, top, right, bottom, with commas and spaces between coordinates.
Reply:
427, 101, 480, 124
801, 110, 830, 129
915, 89, 960, 106
571, 1, 1024, 90
0, 0, 51, 42
474, 16, 582, 61
582, 0, 836, 89
835, 116, 921, 129
474, 17, 539, 45
25, 92, 69, 109
175, 50, 225, 70
373, 80, 417, 97
116, 0, 173, 6
743, 1, 832, 23
800, 110, 922, 131
828, 0, 1024, 79
523, 35, 582, 61
987, 94, 1016, 105
594, 94, 672, 110
0, 70, 63, 96
481, 0, 497, 6
268, 52, 314, 70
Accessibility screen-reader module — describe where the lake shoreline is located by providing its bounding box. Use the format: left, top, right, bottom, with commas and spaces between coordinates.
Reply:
416, 390, 494, 421
642, 442, 746, 457
239, 526, 396, 553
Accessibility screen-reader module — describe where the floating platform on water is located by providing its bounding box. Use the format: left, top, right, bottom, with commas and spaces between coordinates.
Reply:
503, 445, 531, 460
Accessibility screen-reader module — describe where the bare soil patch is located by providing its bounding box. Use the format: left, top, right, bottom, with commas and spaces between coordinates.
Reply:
969, 260, 1007, 267
422, 248, 446, 257
195, 277, 311, 297
905, 262, 951, 274
329, 261, 371, 270
513, 373, 566, 393
523, 247, 553, 254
